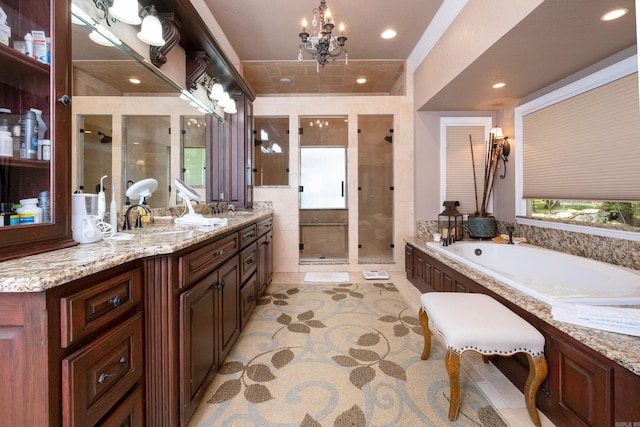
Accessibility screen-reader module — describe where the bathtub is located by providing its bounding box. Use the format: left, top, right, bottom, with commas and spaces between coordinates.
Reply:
426, 241, 640, 305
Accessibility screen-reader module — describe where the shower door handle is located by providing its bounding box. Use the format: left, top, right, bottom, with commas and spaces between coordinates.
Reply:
341, 181, 344, 197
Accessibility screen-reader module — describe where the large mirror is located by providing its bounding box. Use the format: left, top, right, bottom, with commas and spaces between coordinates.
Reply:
71, 2, 213, 208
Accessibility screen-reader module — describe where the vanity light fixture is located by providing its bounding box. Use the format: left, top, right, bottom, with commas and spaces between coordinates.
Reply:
209, 83, 224, 102
137, 5, 166, 46
88, 23, 122, 46
108, 0, 141, 25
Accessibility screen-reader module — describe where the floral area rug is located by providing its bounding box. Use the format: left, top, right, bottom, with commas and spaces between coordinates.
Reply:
188, 283, 507, 427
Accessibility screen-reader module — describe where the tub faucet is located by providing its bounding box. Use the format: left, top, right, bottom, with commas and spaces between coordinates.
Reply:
445, 224, 471, 246
123, 204, 152, 230
506, 225, 515, 244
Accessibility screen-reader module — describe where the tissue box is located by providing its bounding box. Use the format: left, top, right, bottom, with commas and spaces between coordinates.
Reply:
31, 30, 47, 64
0, 7, 10, 46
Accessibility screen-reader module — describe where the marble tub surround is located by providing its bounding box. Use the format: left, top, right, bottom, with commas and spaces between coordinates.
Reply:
0, 210, 273, 293
416, 219, 639, 270
405, 236, 640, 376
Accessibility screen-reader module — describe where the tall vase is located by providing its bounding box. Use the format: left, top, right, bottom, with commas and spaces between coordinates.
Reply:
467, 215, 497, 239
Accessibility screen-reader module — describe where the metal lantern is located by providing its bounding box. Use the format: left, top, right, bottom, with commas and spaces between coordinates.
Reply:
438, 200, 464, 241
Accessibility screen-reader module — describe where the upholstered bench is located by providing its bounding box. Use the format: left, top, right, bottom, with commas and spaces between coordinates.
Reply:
419, 292, 547, 426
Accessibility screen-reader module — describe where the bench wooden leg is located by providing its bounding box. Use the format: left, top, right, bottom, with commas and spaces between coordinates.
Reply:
524, 353, 548, 426
419, 308, 431, 360
445, 349, 461, 421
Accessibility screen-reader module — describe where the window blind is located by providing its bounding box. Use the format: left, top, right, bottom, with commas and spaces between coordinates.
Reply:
522, 73, 640, 201
445, 125, 487, 214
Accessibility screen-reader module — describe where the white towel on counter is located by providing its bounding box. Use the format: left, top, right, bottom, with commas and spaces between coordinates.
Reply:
552, 302, 640, 337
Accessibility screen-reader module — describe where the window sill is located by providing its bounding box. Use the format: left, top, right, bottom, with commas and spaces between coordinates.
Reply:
516, 217, 640, 241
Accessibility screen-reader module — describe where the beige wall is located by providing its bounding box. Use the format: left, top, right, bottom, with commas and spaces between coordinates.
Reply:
253, 95, 414, 273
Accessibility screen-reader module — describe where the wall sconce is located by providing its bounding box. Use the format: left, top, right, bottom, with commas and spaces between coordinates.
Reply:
137, 5, 166, 46
490, 126, 510, 179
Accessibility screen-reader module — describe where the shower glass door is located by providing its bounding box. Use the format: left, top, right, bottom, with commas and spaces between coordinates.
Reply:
123, 115, 171, 207
299, 116, 348, 262
358, 115, 393, 262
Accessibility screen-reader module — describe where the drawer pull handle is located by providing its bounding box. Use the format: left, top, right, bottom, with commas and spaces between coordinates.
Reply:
247, 296, 254, 303
109, 295, 124, 307
98, 357, 127, 384
246, 259, 254, 265
246, 233, 255, 238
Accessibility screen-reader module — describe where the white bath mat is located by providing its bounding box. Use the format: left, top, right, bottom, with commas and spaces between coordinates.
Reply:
304, 272, 350, 283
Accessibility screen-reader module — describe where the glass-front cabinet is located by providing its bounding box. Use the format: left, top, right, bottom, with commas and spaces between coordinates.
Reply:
0, 0, 74, 260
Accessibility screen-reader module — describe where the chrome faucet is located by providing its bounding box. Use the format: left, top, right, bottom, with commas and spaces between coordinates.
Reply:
444, 224, 471, 246
123, 204, 152, 230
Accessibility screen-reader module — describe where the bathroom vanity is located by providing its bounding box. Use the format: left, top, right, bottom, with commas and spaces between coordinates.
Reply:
405, 239, 640, 427
0, 212, 273, 427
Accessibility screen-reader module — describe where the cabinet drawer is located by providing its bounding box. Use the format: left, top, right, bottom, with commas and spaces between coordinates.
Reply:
239, 223, 257, 247
97, 385, 144, 427
62, 313, 144, 427
60, 268, 142, 348
256, 216, 272, 236
239, 242, 257, 284
179, 232, 240, 288
240, 273, 257, 328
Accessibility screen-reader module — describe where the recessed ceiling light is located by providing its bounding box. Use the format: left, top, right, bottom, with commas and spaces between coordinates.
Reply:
492, 82, 506, 89
129, 78, 141, 84
279, 77, 292, 84
381, 29, 396, 39
356, 77, 367, 84
600, 8, 628, 21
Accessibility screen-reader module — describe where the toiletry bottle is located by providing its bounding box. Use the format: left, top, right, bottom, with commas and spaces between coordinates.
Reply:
24, 33, 33, 58
30, 108, 47, 139
110, 186, 118, 231
20, 110, 38, 159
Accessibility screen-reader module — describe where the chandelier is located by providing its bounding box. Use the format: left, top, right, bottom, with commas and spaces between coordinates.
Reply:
297, 0, 348, 71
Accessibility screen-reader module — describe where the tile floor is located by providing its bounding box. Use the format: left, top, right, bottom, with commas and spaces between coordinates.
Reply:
271, 271, 556, 427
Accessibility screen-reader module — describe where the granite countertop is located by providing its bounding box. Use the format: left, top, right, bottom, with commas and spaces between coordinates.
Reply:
0, 210, 272, 293
405, 236, 640, 377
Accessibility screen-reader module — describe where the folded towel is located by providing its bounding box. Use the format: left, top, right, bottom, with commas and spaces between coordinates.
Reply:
552, 302, 640, 337
576, 304, 640, 328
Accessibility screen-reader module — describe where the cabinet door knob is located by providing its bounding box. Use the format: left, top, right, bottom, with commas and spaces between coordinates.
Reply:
109, 295, 124, 307
98, 356, 127, 384
58, 95, 71, 106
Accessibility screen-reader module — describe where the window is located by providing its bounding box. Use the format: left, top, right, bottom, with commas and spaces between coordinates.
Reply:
440, 117, 492, 215
515, 56, 640, 238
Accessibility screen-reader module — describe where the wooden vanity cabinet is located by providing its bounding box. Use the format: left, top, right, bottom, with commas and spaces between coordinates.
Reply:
0, 263, 143, 427
180, 255, 240, 422
256, 216, 273, 296
406, 243, 640, 427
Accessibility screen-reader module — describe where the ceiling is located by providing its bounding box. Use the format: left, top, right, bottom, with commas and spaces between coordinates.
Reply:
202, 0, 442, 96
200, 0, 637, 109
